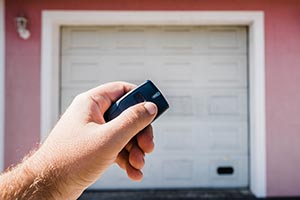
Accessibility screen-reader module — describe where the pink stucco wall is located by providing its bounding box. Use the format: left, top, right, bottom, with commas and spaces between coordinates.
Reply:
4, 0, 300, 197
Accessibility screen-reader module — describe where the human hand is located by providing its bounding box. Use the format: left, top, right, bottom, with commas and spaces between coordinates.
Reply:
25, 82, 157, 199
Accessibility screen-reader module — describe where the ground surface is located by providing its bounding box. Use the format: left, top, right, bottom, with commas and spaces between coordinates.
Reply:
79, 189, 258, 200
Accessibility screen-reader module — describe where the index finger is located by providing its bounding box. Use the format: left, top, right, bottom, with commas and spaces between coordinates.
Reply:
86, 81, 136, 114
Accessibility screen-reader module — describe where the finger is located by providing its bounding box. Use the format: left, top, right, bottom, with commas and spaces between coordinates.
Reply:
125, 126, 154, 155
126, 163, 143, 181
129, 145, 145, 170
116, 145, 145, 171
102, 102, 157, 153
116, 149, 128, 170
125, 137, 137, 152
137, 125, 155, 154
85, 81, 136, 114
116, 150, 143, 181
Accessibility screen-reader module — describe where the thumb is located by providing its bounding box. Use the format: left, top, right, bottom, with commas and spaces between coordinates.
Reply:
103, 102, 157, 151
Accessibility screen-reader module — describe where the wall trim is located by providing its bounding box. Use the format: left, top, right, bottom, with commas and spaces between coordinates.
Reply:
0, 0, 5, 172
41, 11, 266, 197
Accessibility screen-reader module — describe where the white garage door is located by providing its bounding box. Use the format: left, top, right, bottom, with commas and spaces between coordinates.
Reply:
60, 26, 248, 189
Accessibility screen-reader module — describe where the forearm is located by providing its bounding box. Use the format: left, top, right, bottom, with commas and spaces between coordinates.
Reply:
0, 150, 62, 200
0, 162, 34, 199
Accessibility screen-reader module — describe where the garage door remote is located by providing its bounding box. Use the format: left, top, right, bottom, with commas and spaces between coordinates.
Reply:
104, 80, 169, 122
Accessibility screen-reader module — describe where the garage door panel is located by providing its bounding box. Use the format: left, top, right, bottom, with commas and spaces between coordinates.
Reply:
92, 156, 203, 189
162, 159, 194, 181
156, 27, 196, 52
61, 27, 102, 55
61, 26, 249, 189
112, 57, 157, 83
205, 89, 247, 120
208, 156, 248, 187
155, 155, 248, 188
92, 155, 247, 189
62, 26, 247, 56
61, 55, 246, 88
204, 89, 247, 121
157, 122, 196, 152
207, 123, 248, 154
161, 88, 247, 122
160, 155, 247, 188
204, 27, 247, 53
153, 121, 248, 155
61, 57, 100, 85
107, 26, 152, 53
60, 88, 92, 112
159, 61, 194, 83
90, 157, 180, 189
156, 26, 247, 55
61, 55, 158, 86
153, 56, 201, 86
147, 55, 247, 88
202, 56, 247, 88
165, 95, 194, 117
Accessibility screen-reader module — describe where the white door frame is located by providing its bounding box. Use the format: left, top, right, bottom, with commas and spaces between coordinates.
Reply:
0, 0, 5, 172
41, 11, 266, 197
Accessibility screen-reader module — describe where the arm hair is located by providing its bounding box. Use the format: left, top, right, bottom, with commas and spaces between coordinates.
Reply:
0, 150, 62, 200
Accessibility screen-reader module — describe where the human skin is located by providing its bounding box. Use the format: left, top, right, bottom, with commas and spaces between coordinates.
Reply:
0, 82, 157, 199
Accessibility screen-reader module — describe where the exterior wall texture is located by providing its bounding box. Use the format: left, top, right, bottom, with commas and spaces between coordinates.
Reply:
4, 0, 300, 197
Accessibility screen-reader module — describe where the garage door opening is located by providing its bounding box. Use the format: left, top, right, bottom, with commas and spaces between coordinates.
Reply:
60, 25, 249, 189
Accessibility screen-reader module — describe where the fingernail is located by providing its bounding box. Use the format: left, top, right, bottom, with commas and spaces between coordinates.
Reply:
144, 102, 157, 115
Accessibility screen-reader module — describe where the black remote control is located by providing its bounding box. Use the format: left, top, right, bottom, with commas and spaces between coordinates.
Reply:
104, 80, 169, 122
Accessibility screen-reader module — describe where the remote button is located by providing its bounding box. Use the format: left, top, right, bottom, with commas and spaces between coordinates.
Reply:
134, 92, 146, 103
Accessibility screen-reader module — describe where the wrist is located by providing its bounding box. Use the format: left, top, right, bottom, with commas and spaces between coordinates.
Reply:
17, 149, 61, 199
0, 149, 60, 199
26, 144, 86, 199
24, 145, 69, 199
